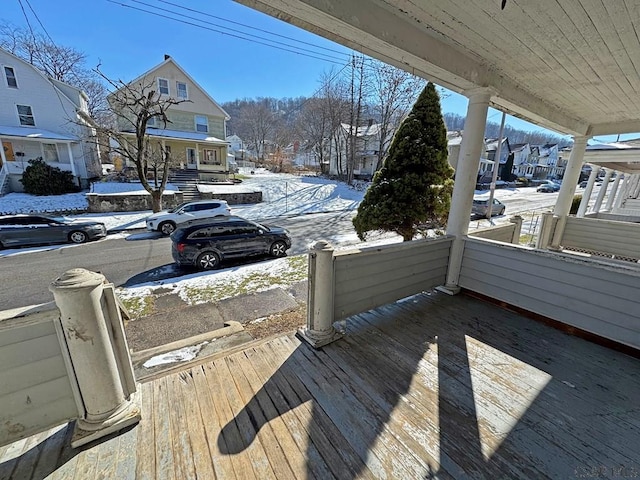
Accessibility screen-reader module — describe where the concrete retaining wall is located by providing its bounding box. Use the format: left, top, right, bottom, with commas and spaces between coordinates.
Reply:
199, 190, 262, 205
86, 192, 183, 213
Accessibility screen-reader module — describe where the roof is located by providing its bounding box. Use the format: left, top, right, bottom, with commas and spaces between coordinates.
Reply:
240, 1, 640, 136
115, 56, 230, 121
0, 125, 76, 141
121, 128, 227, 144
340, 122, 382, 137
583, 142, 640, 174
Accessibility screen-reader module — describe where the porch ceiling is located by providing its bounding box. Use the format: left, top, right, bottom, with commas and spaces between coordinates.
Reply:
584, 145, 640, 173
235, 0, 640, 137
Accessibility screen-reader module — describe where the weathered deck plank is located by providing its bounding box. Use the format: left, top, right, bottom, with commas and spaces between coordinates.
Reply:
2, 291, 639, 479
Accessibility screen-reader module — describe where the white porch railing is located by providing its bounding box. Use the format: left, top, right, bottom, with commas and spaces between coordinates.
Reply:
468, 215, 523, 244
0, 269, 140, 449
299, 236, 453, 348
459, 237, 640, 350
538, 214, 640, 262
0, 165, 8, 196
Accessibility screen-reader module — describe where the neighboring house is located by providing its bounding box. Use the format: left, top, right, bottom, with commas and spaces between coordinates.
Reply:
0, 47, 100, 194
328, 121, 389, 179
511, 143, 533, 177
110, 55, 231, 183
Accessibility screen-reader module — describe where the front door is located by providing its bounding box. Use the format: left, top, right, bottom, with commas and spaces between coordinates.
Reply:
2, 141, 16, 168
186, 147, 197, 170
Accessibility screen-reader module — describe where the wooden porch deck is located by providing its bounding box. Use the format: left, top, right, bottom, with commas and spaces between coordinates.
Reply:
2, 291, 639, 479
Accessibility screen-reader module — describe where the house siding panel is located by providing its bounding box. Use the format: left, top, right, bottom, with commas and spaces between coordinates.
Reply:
0, 310, 77, 447
459, 238, 640, 350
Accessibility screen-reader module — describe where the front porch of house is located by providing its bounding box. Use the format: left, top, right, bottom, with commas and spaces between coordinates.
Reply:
0, 128, 91, 194
2, 290, 638, 479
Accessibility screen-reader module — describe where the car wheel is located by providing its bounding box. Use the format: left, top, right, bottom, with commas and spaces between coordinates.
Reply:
69, 231, 88, 243
159, 221, 176, 235
270, 240, 288, 257
196, 252, 220, 270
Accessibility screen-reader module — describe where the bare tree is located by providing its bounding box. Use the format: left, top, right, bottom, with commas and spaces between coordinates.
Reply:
368, 61, 424, 170
0, 22, 108, 125
83, 70, 190, 212
235, 99, 275, 162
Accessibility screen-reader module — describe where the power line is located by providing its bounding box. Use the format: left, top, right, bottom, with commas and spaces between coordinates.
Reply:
107, 0, 348, 65
155, 0, 349, 58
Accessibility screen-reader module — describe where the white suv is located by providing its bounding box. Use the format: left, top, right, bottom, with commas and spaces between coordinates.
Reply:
146, 200, 231, 235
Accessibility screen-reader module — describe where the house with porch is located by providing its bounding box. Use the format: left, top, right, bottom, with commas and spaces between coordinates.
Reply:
110, 55, 231, 183
0, 47, 100, 195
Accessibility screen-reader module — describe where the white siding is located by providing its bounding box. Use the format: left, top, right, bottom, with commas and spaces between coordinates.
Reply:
0, 50, 80, 134
0, 308, 77, 447
333, 236, 452, 320
459, 238, 640, 350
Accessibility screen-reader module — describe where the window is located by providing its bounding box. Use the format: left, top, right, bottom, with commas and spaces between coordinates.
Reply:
4, 66, 17, 88
147, 116, 156, 127
195, 115, 208, 133
157, 78, 169, 95
176, 81, 188, 99
203, 149, 219, 165
17, 105, 35, 126
43, 143, 59, 162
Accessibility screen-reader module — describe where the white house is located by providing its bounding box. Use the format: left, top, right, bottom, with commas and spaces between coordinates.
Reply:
328, 121, 389, 178
0, 47, 100, 194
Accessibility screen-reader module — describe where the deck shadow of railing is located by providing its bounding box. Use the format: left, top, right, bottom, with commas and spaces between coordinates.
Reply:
218, 292, 640, 478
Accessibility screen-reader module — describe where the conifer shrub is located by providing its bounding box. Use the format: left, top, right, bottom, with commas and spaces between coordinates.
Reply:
353, 82, 454, 241
20, 158, 80, 195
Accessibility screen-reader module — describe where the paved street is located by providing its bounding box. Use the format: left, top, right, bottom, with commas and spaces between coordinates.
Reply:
0, 184, 608, 311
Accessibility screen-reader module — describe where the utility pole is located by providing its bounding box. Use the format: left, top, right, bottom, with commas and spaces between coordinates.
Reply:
487, 111, 506, 219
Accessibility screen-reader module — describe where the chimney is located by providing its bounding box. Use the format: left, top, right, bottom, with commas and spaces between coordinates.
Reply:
164, 54, 171, 61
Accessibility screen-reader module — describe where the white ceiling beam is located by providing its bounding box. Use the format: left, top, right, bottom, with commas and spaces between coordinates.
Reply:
236, 0, 590, 135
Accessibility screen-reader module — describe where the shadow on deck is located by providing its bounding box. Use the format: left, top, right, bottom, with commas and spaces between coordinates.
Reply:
2, 290, 639, 479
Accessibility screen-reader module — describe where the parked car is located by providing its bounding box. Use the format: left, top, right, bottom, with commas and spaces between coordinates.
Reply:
171, 216, 292, 270
535, 180, 560, 192
471, 198, 505, 217
579, 180, 588, 188
146, 200, 231, 235
536, 182, 559, 193
0, 215, 107, 249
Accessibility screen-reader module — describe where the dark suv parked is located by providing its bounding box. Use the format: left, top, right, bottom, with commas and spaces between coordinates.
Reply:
170, 216, 292, 270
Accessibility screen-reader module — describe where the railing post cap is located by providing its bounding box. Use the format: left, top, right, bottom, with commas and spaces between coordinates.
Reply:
50, 268, 105, 292
310, 240, 333, 251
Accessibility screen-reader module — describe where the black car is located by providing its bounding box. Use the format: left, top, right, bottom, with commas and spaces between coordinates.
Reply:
171, 216, 292, 270
0, 215, 107, 249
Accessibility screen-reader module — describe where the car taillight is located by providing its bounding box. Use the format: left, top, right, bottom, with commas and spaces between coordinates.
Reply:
176, 242, 186, 253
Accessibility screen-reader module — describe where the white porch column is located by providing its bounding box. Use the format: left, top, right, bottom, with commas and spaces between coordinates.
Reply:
554, 136, 588, 217
593, 168, 613, 213
50, 269, 140, 448
614, 174, 630, 209
442, 89, 491, 293
605, 172, 622, 211
577, 165, 600, 217
66, 143, 77, 177
298, 241, 342, 348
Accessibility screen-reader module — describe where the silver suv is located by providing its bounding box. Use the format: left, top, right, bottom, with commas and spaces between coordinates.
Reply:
146, 200, 231, 235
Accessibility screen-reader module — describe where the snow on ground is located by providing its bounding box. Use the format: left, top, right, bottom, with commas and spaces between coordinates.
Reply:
142, 341, 209, 368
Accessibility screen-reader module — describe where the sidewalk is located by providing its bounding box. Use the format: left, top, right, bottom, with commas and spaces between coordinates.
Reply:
127, 280, 308, 380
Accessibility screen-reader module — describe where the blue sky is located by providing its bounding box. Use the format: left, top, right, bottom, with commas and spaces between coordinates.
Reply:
1, 0, 629, 142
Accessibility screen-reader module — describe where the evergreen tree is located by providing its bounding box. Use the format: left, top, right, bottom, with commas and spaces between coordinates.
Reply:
353, 82, 453, 241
